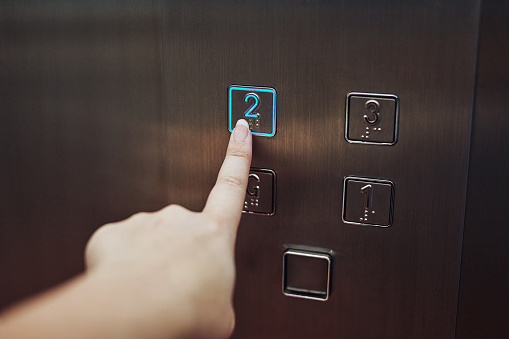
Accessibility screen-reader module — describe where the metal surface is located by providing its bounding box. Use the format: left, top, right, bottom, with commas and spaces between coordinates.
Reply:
0, 0, 166, 307
2, 0, 508, 338
456, 0, 509, 337
162, 1, 480, 338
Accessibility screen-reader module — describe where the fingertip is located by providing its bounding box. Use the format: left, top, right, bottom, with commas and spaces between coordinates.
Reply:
232, 119, 251, 142
236, 118, 250, 129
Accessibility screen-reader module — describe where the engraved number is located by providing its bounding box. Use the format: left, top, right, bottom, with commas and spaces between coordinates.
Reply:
247, 174, 261, 198
360, 184, 372, 209
244, 93, 260, 118
363, 100, 380, 125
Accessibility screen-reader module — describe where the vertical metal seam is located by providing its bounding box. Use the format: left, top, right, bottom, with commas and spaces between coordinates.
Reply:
454, 0, 484, 337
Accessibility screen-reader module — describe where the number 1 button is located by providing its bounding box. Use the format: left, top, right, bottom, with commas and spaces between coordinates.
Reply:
228, 85, 276, 137
342, 176, 395, 227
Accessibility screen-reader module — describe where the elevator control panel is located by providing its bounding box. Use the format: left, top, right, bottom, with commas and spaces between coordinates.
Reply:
228, 85, 276, 137
342, 176, 395, 227
243, 168, 276, 215
345, 92, 399, 145
283, 249, 331, 301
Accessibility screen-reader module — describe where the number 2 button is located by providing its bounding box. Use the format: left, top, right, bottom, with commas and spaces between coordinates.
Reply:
228, 85, 277, 137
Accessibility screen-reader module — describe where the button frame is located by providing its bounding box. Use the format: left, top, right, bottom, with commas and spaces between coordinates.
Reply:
228, 85, 277, 137
282, 249, 332, 301
243, 168, 276, 216
345, 92, 400, 145
342, 176, 395, 227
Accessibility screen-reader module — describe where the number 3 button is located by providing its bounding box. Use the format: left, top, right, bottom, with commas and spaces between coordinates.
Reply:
342, 176, 395, 227
228, 85, 277, 137
345, 92, 399, 145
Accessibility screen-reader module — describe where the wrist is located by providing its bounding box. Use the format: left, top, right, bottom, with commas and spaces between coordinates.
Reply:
80, 267, 194, 339
0, 269, 192, 339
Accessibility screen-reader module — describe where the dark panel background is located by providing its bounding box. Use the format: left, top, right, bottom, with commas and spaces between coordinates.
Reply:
162, 1, 479, 338
1, 1, 508, 338
456, 0, 509, 337
0, 1, 166, 308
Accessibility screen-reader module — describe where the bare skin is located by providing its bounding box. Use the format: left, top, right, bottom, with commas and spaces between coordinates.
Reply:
0, 119, 252, 339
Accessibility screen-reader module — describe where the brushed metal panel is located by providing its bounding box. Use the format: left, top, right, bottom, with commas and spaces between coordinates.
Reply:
456, 0, 509, 337
162, 1, 480, 337
0, 1, 165, 308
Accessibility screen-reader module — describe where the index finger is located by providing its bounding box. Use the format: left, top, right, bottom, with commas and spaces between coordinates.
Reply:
203, 119, 252, 229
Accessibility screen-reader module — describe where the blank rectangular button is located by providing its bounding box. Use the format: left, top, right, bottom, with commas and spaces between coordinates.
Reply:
283, 249, 331, 301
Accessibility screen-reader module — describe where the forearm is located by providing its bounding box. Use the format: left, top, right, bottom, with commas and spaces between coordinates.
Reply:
0, 271, 190, 339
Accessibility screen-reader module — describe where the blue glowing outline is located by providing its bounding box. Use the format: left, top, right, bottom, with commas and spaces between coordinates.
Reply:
228, 85, 276, 137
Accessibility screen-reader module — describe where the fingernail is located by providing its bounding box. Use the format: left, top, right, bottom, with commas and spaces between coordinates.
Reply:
233, 119, 250, 141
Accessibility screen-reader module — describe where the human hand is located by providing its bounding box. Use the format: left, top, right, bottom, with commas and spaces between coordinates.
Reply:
0, 120, 252, 339
83, 118, 253, 338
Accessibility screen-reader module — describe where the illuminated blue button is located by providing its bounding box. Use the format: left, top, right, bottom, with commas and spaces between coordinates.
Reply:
228, 85, 276, 137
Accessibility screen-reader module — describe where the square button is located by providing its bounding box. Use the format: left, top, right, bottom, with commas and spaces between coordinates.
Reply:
243, 168, 276, 215
228, 85, 276, 137
342, 176, 395, 227
283, 249, 331, 301
345, 92, 399, 145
